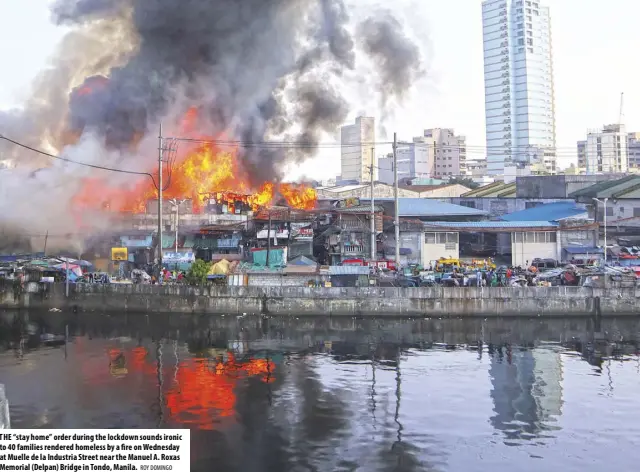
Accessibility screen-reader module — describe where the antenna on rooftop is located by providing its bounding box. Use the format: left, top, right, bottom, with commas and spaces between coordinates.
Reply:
619, 92, 624, 127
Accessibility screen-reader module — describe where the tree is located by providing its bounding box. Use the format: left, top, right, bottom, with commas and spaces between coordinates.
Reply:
187, 259, 210, 285
446, 177, 480, 189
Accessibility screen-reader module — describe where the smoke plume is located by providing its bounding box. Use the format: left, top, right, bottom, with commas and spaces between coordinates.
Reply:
0, 0, 423, 245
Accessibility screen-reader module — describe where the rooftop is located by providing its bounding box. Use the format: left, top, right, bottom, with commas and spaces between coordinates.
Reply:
423, 221, 558, 230
360, 198, 487, 217
462, 180, 516, 198
500, 202, 588, 222
569, 175, 640, 199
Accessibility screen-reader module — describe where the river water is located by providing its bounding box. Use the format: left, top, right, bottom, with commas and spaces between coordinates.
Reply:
0, 312, 639, 471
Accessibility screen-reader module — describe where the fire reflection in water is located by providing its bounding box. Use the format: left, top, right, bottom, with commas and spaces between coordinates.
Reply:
106, 345, 275, 430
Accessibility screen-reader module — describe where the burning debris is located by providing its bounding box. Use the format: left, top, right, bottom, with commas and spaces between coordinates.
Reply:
0, 0, 423, 244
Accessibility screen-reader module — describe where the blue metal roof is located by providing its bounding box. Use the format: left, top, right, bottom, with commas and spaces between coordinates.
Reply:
501, 202, 588, 222
423, 221, 558, 229
360, 198, 487, 217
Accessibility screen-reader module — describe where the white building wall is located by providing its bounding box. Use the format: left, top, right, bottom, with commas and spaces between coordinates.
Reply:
340, 116, 376, 183
511, 231, 559, 266
585, 124, 629, 174
482, 0, 556, 175
422, 232, 460, 266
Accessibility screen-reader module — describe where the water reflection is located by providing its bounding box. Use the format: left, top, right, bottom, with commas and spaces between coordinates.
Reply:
0, 312, 639, 471
489, 345, 563, 444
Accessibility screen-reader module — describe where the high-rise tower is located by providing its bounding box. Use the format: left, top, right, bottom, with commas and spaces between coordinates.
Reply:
482, 0, 556, 175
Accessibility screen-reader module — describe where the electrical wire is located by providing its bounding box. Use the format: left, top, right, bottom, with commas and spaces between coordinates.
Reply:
0, 134, 154, 178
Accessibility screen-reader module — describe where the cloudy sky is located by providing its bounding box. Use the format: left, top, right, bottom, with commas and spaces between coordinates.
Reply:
1, 0, 639, 181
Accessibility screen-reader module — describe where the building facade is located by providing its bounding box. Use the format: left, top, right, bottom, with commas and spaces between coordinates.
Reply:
420, 128, 467, 178
577, 140, 587, 171
482, 0, 556, 175
584, 124, 628, 174
378, 141, 432, 185
340, 116, 376, 183
627, 132, 640, 171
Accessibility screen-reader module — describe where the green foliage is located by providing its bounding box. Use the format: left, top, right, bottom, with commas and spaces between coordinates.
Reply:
187, 259, 210, 285
447, 177, 480, 189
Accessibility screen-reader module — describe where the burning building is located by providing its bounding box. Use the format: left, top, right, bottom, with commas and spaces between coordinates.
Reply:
0, 0, 423, 254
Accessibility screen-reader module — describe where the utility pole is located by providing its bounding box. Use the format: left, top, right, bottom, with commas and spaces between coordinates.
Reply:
65, 258, 70, 297
393, 132, 400, 270
43, 231, 48, 256
370, 147, 376, 261
157, 123, 164, 282
266, 211, 272, 267
169, 198, 187, 254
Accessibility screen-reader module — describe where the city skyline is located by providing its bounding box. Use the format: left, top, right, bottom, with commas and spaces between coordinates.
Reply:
2, 0, 640, 181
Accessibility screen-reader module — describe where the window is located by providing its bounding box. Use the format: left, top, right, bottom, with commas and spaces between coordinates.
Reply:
425, 233, 435, 244
527, 38, 533, 45
513, 232, 523, 243
518, 30, 524, 36
446, 232, 459, 244
633, 208, 640, 218
437, 233, 447, 244
527, 47, 533, 53
606, 207, 614, 217
526, 16, 532, 21
526, 233, 535, 243
518, 38, 524, 46
533, 10, 539, 15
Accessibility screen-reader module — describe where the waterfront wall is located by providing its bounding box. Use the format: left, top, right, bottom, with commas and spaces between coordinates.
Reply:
1, 282, 639, 316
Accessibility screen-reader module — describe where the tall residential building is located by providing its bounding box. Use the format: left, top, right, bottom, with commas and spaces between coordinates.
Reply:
422, 128, 467, 178
577, 140, 587, 170
627, 132, 640, 171
482, 0, 556, 175
378, 141, 432, 185
340, 116, 375, 183
585, 124, 628, 174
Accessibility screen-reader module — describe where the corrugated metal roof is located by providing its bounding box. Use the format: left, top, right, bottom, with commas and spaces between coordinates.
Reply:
501, 202, 588, 222
322, 184, 368, 193
423, 221, 558, 229
335, 204, 384, 213
570, 175, 640, 198
360, 198, 487, 217
563, 246, 603, 254
329, 265, 370, 275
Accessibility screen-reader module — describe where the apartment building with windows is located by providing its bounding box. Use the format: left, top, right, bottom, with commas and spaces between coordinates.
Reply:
340, 116, 376, 183
482, 0, 556, 175
422, 128, 467, 179
584, 124, 628, 174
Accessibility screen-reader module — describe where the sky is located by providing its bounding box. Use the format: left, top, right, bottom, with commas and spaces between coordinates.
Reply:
1, 0, 639, 181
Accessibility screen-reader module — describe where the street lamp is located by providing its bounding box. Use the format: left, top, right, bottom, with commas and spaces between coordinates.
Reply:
592, 197, 609, 266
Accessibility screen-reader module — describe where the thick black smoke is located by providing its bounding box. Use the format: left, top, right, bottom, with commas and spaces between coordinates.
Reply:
357, 10, 423, 134
46, 0, 421, 185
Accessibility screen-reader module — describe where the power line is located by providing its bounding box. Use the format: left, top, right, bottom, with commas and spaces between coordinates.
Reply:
0, 134, 155, 179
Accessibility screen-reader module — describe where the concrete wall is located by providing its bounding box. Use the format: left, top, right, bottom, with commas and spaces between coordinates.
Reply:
2, 282, 639, 317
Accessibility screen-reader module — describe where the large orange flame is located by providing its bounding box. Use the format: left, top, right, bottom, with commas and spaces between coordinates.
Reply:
69, 107, 317, 223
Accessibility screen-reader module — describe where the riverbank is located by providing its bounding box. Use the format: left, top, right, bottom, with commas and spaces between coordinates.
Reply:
1, 281, 639, 316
